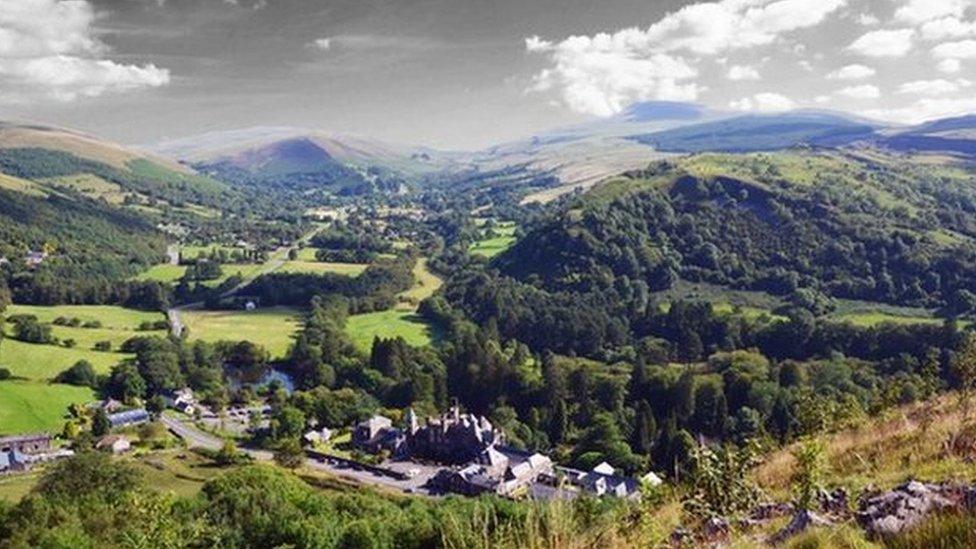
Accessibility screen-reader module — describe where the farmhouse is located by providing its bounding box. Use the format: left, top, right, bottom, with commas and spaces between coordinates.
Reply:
303, 428, 332, 445
558, 463, 643, 500
108, 408, 150, 428
0, 433, 52, 454
0, 451, 29, 474
352, 415, 404, 454
162, 388, 198, 415
96, 435, 131, 454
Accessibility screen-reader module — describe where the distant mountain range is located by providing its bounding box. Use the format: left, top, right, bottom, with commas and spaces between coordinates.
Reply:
4, 103, 976, 206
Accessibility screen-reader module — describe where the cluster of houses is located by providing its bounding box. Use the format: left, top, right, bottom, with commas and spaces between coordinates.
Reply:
349, 405, 657, 500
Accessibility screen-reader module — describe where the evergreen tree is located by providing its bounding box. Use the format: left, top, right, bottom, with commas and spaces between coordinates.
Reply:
92, 408, 111, 437
549, 398, 568, 445
633, 399, 657, 455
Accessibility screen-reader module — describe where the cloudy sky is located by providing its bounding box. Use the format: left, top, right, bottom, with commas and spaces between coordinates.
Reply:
1, 0, 975, 149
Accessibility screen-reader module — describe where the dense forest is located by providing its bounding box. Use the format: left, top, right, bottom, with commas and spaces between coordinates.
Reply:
495, 151, 976, 313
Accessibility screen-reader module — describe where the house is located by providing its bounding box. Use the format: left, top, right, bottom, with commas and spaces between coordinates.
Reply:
560, 463, 643, 500
89, 399, 124, 413
25, 251, 47, 268
303, 428, 332, 446
0, 451, 30, 474
0, 448, 73, 474
433, 447, 554, 498
640, 471, 663, 487
162, 388, 197, 415
430, 465, 501, 496
0, 433, 52, 454
108, 408, 150, 428
96, 435, 131, 454
352, 415, 403, 454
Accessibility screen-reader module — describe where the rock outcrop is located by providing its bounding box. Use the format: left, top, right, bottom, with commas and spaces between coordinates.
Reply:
856, 480, 975, 538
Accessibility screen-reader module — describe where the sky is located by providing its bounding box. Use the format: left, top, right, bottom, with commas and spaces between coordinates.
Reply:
0, 0, 975, 150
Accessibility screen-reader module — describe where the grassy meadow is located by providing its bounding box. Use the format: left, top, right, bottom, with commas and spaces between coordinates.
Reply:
0, 304, 166, 434
180, 307, 301, 359
345, 256, 443, 350
278, 260, 367, 276
397, 258, 443, 307
345, 310, 437, 351
0, 380, 94, 435
133, 263, 187, 283
469, 221, 517, 258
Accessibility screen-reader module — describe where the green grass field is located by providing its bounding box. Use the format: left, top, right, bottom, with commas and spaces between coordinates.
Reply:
397, 258, 443, 307
1, 304, 166, 377
828, 299, 941, 327
0, 380, 94, 434
0, 470, 41, 502
278, 261, 367, 276
5, 304, 164, 329
133, 263, 187, 282
346, 310, 437, 351
0, 304, 167, 435
0, 339, 126, 379
469, 221, 517, 258
131, 451, 231, 498
180, 307, 301, 359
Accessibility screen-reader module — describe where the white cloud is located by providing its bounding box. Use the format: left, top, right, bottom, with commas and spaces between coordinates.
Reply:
526, 40, 700, 116
835, 84, 880, 99
847, 28, 915, 57
895, 0, 971, 25
865, 97, 976, 124
729, 92, 796, 112
727, 64, 761, 80
920, 17, 976, 41
938, 58, 963, 73
314, 34, 442, 52
896, 78, 969, 95
525, 0, 847, 115
633, 0, 848, 55
932, 39, 976, 59
826, 64, 875, 80
0, 0, 169, 101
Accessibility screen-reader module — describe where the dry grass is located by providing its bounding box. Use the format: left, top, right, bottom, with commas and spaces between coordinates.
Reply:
755, 394, 976, 499
0, 125, 191, 173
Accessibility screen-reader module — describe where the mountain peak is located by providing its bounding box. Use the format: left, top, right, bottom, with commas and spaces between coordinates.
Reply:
618, 101, 705, 122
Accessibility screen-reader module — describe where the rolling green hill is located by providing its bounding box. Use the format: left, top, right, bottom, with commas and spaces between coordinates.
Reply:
494, 149, 976, 314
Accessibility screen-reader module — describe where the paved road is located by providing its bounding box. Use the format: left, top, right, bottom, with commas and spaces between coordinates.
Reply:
166, 227, 318, 338
160, 414, 434, 494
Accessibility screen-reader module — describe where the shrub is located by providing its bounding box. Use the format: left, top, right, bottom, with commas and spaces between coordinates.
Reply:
55, 360, 98, 388
93, 340, 112, 352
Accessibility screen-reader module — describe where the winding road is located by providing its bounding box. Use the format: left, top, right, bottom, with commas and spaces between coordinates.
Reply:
160, 414, 434, 494
167, 227, 319, 338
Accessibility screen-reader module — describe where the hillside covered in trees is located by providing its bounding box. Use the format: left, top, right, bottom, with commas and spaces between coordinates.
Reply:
495, 150, 976, 314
